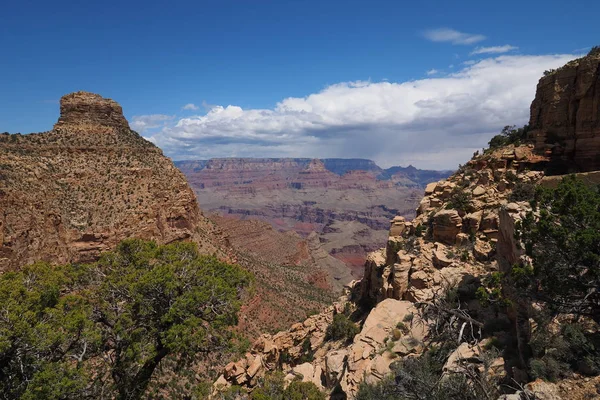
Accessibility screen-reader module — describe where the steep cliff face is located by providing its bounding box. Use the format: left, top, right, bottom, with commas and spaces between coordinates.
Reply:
529, 51, 600, 172
0, 91, 218, 271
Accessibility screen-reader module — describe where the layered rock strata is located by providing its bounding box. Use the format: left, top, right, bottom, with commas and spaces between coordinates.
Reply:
530, 51, 600, 172
0, 91, 218, 270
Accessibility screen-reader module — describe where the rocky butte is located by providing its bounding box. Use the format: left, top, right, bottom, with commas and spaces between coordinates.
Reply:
0, 91, 219, 271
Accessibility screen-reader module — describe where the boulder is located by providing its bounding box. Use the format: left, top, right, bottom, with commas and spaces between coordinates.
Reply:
524, 379, 562, 400
433, 209, 462, 245
472, 185, 486, 196
433, 244, 454, 268
464, 210, 483, 233
443, 342, 483, 374
325, 350, 347, 386
473, 239, 493, 262
389, 216, 407, 236
425, 182, 438, 194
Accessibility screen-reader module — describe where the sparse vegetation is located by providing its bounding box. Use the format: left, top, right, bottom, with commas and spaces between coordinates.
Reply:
356, 351, 499, 400
516, 175, 600, 324
487, 125, 530, 150
251, 372, 325, 400
325, 313, 360, 342
445, 187, 474, 213
508, 181, 535, 202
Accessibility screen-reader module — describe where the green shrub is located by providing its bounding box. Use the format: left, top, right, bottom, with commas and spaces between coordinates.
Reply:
325, 314, 360, 342
415, 224, 425, 237
284, 380, 325, 400
299, 337, 315, 363
487, 125, 530, 150
445, 187, 474, 212
251, 373, 325, 400
517, 175, 600, 324
509, 182, 536, 202
529, 320, 600, 380
356, 353, 498, 400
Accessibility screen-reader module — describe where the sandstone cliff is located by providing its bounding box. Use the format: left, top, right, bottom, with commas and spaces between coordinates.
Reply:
0, 91, 219, 271
530, 50, 600, 172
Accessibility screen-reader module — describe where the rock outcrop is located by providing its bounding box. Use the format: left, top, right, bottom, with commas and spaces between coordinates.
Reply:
0, 91, 219, 271
360, 144, 545, 305
215, 290, 427, 399
530, 50, 600, 172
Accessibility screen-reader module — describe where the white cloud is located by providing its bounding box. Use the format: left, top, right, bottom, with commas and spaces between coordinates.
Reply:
423, 28, 486, 45
182, 103, 199, 111
131, 114, 174, 132
426, 69, 439, 76
471, 45, 519, 55
146, 53, 577, 170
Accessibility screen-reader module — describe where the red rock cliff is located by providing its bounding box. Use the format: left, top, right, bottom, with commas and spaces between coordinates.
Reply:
0, 91, 218, 271
529, 51, 600, 171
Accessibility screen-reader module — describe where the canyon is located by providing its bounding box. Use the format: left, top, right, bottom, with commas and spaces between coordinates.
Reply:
176, 158, 451, 276
1, 49, 599, 400
212, 49, 600, 400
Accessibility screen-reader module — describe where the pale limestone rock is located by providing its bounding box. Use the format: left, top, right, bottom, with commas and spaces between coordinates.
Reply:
525, 379, 562, 400
472, 185, 486, 196
430, 197, 443, 207
455, 233, 470, 247
481, 212, 499, 231
464, 210, 483, 233
418, 197, 431, 214
325, 350, 347, 386
443, 342, 484, 374
433, 244, 454, 268
389, 216, 407, 236
292, 362, 314, 383
473, 239, 493, 262
433, 209, 462, 245
392, 337, 423, 356
425, 182, 437, 194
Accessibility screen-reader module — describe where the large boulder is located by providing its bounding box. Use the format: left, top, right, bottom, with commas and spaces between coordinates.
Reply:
433, 209, 463, 245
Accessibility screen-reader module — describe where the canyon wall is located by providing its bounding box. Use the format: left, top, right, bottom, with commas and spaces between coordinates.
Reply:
530, 50, 600, 172
176, 158, 451, 275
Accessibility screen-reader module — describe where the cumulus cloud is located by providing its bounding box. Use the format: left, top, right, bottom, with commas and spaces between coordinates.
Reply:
471, 45, 519, 55
130, 114, 174, 132
423, 28, 486, 45
182, 103, 199, 111
426, 69, 439, 76
146, 53, 577, 170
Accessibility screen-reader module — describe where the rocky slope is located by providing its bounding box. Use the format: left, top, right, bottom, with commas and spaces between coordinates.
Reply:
0, 92, 220, 271
213, 144, 545, 398
530, 48, 600, 172
211, 52, 600, 400
176, 158, 451, 276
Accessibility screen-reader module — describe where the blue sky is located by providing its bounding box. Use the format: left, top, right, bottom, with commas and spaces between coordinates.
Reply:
1, 0, 598, 168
